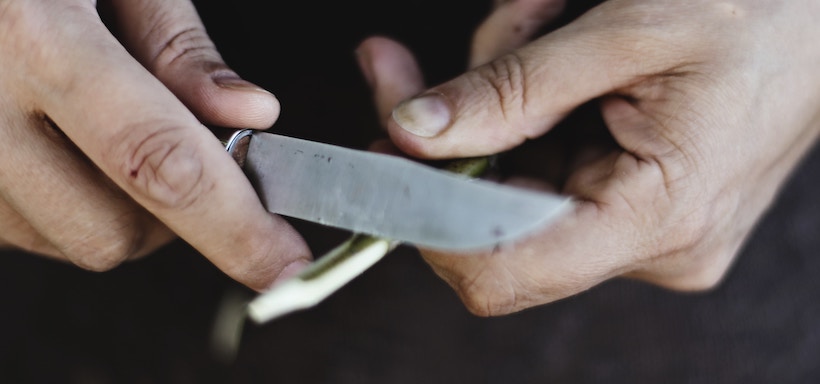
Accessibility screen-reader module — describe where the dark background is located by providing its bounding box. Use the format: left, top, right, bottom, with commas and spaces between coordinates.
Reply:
2, 0, 820, 383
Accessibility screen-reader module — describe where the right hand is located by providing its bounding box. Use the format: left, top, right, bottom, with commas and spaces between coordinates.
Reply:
0, 0, 311, 291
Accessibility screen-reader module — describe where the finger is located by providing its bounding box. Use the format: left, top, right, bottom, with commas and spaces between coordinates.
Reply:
0, 197, 62, 259
420, 197, 638, 316
0, 110, 172, 270
421, 147, 677, 316
470, 0, 566, 67
387, 6, 693, 159
23, 2, 310, 290
0, 41, 168, 267
591, 96, 731, 291
355, 36, 426, 128
106, 0, 280, 129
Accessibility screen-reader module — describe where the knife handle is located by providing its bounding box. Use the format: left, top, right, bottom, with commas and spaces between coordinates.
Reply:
216, 128, 254, 168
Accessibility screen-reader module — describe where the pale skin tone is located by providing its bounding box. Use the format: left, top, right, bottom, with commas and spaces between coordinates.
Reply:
356, 0, 820, 316
3, 0, 819, 316
0, 0, 311, 291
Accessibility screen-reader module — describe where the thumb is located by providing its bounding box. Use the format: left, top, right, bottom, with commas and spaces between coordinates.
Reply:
387, 14, 678, 159
104, 0, 280, 129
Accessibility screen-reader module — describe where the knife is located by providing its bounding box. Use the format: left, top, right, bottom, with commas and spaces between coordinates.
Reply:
221, 129, 573, 323
224, 129, 571, 251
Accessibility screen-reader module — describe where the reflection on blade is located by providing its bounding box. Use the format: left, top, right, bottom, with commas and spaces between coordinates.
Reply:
244, 132, 572, 251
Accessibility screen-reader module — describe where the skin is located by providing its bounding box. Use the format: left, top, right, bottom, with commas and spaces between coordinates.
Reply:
356, 0, 820, 316
0, 0, 311, 291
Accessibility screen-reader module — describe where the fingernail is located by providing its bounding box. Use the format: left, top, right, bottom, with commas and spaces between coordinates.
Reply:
213, 75, 273, 95
392, 93, 452, 137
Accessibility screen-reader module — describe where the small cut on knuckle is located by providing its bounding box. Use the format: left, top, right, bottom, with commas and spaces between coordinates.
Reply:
115, 127, 208, 212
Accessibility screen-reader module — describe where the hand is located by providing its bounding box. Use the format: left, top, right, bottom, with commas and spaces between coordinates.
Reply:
356, 0, 820, 315
0, 0, 311, 291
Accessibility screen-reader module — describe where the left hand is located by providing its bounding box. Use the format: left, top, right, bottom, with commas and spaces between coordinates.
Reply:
356, 0, 820, 316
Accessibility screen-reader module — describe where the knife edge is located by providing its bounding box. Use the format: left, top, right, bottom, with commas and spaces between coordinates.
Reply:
236, 130, 571, 251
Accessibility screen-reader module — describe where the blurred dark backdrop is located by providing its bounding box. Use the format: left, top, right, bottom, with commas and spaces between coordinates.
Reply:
2, 0, 820, 383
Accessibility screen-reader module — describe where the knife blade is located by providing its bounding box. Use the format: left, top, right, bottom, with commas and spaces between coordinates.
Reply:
224, 129, 571, 251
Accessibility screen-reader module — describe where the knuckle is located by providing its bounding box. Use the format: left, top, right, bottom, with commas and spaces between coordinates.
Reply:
479, 53, 528, 122
469, 53, 545, 140
665, 259, 732, 292
679, 271, 725, 291
148, 21, 218, 72
67, 244, 129, 272
114, 127, 208, 211
682, 246, 740, 291
460, 290, 518, 318
453, 273, 520, 317
642, 240, 739, 292
61, 219, 147, 272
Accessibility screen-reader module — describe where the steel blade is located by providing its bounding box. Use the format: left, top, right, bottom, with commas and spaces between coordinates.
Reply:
242, 132, 571, 251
